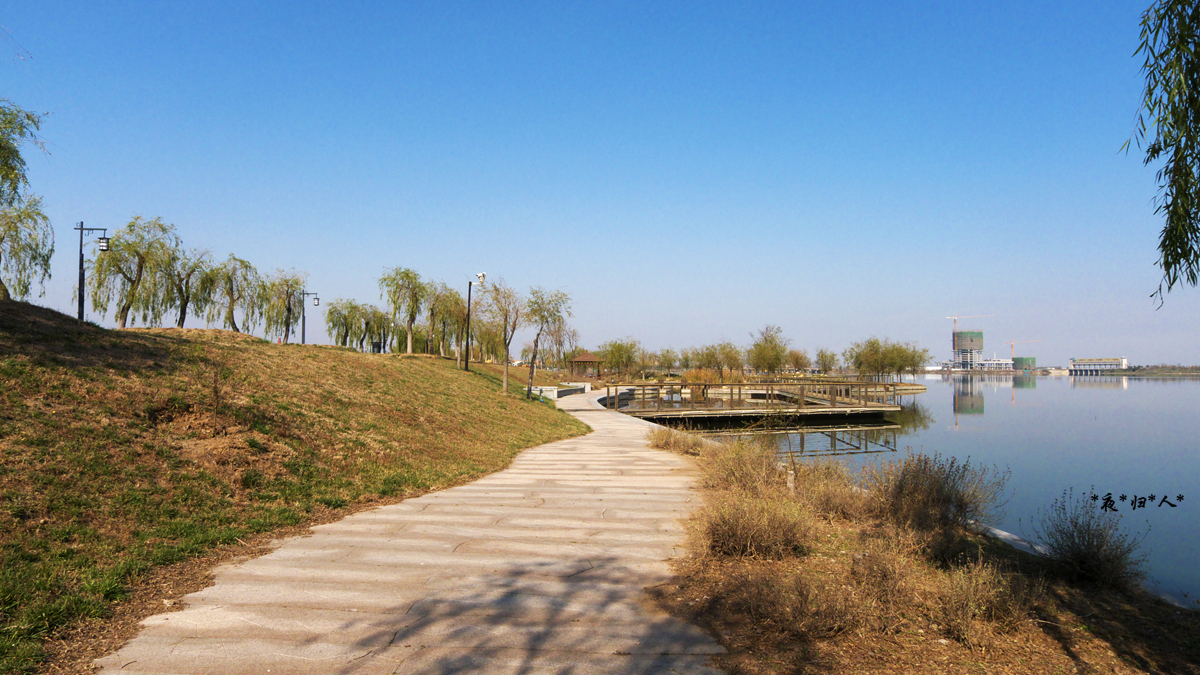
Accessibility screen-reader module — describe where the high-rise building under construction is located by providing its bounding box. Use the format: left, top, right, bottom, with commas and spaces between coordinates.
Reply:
952, 331, 984, 369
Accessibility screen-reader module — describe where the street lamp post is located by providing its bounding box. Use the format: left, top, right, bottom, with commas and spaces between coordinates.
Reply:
464, 272, 485, 371
74, 222, 109, 322
299, 291, 319, 344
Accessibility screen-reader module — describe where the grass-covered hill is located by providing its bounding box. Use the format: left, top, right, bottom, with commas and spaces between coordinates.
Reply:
0, 300, 589, 673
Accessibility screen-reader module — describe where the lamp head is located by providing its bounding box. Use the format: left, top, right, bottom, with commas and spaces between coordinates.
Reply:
313, 297, 320, 307
97, 237, 110, 252
476, 272, 485, 284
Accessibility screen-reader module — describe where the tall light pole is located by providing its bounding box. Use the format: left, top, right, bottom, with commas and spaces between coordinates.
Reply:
299, 291, 319, 344
75, 222, 109, 322
464, 272, 485, 371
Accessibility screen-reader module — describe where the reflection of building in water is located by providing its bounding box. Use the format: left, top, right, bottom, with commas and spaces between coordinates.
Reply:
1069, 357, 1127, 375
1070, 375, 1129, 390
1013, 374, 1037, 389
953, 375, 985, 415
1013, 356, 1037, 371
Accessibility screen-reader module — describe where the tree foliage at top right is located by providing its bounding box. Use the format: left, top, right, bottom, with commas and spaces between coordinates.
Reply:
1130, 0, 1200, 300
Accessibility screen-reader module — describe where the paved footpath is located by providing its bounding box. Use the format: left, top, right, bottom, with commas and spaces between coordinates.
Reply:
95, 392, 724, 675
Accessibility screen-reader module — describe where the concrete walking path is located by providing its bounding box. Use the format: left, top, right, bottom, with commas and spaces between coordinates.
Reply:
95, 391, 724, 674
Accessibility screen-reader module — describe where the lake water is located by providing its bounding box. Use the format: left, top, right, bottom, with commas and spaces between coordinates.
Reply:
706, 374, 1200, 605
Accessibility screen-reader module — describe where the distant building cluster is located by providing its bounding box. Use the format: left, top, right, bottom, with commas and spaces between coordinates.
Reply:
937, 329, 1124, 374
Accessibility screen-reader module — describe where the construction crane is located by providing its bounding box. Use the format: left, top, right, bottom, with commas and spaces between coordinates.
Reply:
1004, 340, 1043, 359
946, 315, 994, 362
946, 314, 993, 334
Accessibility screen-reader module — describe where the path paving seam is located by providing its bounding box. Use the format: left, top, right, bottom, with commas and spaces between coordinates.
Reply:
95, 390, 724, 675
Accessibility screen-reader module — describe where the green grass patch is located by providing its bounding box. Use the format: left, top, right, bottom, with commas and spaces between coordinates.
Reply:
0, 300, 589, 672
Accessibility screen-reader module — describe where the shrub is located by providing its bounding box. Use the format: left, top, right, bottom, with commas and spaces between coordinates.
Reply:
644, 427, 708, 456
702, 438, 779, 496
697, 491, 812, 559
1024, 488, 1148, 592
864, 452, 1010, 532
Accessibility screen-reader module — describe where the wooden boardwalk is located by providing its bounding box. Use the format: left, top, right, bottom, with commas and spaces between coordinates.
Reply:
605, 380, 904, 420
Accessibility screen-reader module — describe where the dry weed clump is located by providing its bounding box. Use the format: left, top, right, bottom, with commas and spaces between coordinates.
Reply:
1024, 488, 1148, 592
644, 426, 708, 456
790, 459, 869, 522
863, 451, 1010, 532
701, 438, 780, 496
721, 563, 863, 638
940, 557, 1042, 647
697, 491, 814, 559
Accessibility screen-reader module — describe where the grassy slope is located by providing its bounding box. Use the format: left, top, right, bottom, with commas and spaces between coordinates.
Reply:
0, 301, 589, 672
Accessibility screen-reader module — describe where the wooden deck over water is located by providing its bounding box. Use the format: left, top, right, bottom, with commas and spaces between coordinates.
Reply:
603, 380, 906, 420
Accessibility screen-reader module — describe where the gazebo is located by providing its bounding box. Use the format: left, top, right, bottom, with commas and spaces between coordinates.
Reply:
569, 351, 604, 377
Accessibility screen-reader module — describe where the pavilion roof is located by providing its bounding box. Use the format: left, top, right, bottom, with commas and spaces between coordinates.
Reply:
570, 351, 603, 363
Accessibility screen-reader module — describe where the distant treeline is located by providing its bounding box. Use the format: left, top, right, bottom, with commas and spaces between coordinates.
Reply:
591, 327, 930, 382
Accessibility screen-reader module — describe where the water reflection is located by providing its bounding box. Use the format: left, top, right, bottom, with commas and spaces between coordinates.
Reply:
689, 400, 936, 459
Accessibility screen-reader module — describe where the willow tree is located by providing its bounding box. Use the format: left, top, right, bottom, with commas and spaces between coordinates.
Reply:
484, 277, 524, 393
440, 288, 467, 365
0, 195, 52, 302
89, 216, 177, 328
324, 298, 355, 347
1130, 1, 1200, 301
379, 267, 425, 354
261, 269, 308, 343
422, 281, 455, 356
203, 254, 261, 334
524, 286, 571, 399
162, 247, 210, 328
1, 100, 44, 209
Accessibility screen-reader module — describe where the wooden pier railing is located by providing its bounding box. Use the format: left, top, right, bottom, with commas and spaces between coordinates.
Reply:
605, 380, 901, 415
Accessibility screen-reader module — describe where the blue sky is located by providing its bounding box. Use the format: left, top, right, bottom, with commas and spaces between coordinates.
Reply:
4, 1, 1198, 366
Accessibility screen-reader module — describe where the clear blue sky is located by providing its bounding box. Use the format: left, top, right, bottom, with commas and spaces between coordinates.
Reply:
5, 1, 1198, 366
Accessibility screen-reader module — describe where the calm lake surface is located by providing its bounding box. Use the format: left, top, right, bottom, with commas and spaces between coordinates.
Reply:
708, 374, 1200, 605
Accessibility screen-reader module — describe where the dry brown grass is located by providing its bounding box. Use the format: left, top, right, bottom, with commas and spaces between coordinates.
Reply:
654, 436, 1200, 674
695, 491, 813, 559
644, 426, 709, 456
700, 438, 779, 496
790, 459, 870, 522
